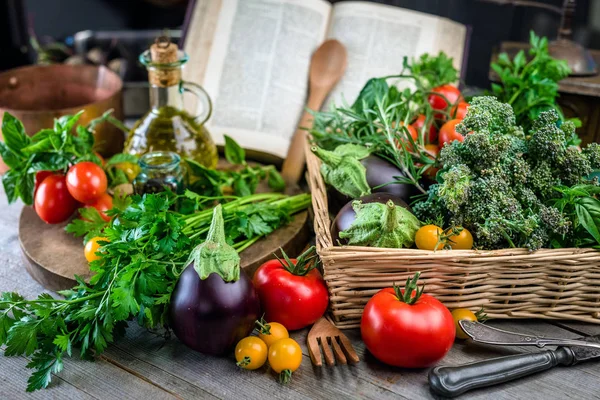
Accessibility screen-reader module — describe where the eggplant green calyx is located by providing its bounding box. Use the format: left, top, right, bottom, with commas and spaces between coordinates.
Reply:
274, 246, 318, 276
312, 144, 371, 199
187, 204, 240, 282
339, 200, 421, 248
393, 272, 424, 305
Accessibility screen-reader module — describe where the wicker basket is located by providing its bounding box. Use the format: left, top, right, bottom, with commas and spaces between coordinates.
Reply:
305, 140, 600, 329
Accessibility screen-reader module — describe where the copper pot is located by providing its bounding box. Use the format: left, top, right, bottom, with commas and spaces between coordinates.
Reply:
0, 64, 124, 173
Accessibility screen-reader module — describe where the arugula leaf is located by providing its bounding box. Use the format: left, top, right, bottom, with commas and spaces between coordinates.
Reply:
224, 135, 246, 165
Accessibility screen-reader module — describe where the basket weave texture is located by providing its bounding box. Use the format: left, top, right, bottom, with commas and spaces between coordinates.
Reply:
305, 139, 600, 329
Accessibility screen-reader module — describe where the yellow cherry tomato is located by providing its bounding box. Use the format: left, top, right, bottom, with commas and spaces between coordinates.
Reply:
235, 336, 268, 370
452, 308, 477, 340
84, 237, 109, 263
258, 322, 289, 348
449, 228, 473, 250
268, 338, 302, 384
114, 162, 140, 182
415, 225, 444, 251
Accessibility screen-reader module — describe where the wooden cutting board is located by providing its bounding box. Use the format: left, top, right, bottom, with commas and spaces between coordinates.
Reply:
19, 204, 309, 292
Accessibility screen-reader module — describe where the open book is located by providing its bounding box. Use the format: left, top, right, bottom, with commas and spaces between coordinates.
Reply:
183, 0, 467, 160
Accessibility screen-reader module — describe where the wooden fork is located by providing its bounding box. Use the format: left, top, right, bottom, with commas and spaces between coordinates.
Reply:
307, 317, 360, 366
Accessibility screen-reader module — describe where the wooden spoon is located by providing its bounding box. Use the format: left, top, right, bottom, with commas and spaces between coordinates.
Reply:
281, 39, 347, 183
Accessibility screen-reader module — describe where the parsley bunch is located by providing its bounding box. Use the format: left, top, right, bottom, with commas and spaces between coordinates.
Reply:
0, 190, 310, 391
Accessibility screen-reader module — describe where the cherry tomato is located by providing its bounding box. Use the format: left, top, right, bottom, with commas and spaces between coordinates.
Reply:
258, 321, 289, 348
411, 114, 438, 143
66, 161, 107, 204
34, 171, 54, 195
114, 162, 140, 182
422, 144, 440, 180
451, 102, 469, 120
449, 227, 473, 250
402, 122, 418, 141
235, 336, 268, 370
268, 338, 302, 384
452, 308, 477, 340
439, 119, 465, 148
253, 247, 328, 331
34, 174, 78, 224
86, 193, 113, 222
95, 152, 106, 166
428, 84, 463, 112
84, 236, 108, 263
361, 273, 455, 368
415, 225, 444, 251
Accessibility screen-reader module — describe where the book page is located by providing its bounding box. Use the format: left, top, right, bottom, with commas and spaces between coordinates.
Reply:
325, 1, 466, 108
198, 0, 331, 159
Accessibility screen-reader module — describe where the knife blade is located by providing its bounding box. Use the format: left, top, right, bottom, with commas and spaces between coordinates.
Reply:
428, 324, 600, 397
458, 320, 600, 351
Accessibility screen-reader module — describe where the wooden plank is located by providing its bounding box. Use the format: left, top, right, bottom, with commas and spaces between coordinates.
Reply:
0, 355, 94, 400
102, 346, 219, 399
110, 324, 405, 400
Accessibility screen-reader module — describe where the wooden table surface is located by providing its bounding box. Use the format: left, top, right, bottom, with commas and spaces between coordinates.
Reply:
2, 188, 600, 400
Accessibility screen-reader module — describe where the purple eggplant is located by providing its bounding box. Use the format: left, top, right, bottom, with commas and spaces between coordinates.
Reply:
331, 193, 411, 245
362, 156, 419, 200
170, 205, 261, 355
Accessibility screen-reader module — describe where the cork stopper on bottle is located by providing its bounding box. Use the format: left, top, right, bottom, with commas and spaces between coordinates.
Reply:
148, 36, 181, 87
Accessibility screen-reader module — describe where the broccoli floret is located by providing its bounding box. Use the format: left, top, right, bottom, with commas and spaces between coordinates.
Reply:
583, 142, 600, 170
456, 96, 516, 136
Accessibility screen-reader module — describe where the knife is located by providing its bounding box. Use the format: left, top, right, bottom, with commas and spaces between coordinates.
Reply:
429, 322, 600, 398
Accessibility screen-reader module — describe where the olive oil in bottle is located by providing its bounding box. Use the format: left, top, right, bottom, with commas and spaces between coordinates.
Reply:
125, 37, 218, 168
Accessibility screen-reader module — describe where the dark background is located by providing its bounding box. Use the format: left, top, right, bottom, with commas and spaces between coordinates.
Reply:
0, 0, 598, 87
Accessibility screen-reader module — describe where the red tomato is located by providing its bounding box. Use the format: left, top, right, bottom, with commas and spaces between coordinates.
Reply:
403, 122, 418, 141
253, 247, 329, 331
439, 119, 465, 147
86, 192, 113, 222
361, 273, 455, 368
66, 162, 107, 204
34, 171, 55, 195
34, 175, 79, 224
411, 114, 438, 143
428, 85, 462, 112
451, 102, 469, 120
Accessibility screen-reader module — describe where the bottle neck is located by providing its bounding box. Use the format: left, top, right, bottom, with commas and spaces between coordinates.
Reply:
149, 84, 183, 112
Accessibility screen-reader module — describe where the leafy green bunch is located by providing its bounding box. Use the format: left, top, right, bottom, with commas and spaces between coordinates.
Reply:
0, 189, 310, 391
413, 96, 600, 250
0, 110, 133, 204
491, 31, 574, 133
186, 135, 285, 197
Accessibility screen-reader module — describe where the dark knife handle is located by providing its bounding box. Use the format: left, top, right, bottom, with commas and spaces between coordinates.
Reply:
428, 347, 574, 398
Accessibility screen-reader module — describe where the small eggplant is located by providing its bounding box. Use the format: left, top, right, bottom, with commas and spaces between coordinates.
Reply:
362, 156, 419, 201
170, 205, 260, 355
331, 193, 413, 245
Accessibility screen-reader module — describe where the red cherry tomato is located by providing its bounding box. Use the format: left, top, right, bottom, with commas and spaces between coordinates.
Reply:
361, 274, 455, 368
451, 102, 469, 120
428, 85, 462, 112
86, 192, 113, 222
411, 114, 438, 143
34, 171, 55, 195
253, 247, 329, 331
439, 119, 465, 147
66, 162, 107, 204
34, 175, 79, 224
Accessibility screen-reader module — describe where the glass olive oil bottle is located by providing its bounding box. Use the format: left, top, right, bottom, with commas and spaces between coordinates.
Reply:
125, 38, 218, 168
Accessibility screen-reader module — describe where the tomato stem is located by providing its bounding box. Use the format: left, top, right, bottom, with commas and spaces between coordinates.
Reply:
274, 246, 318, 276
279, 369, 293, 384
236, 356, 251, 368
393, 272, 425, 305
255, 315, 272, 335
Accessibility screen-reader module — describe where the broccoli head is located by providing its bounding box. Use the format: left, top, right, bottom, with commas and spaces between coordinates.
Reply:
414, 96, 586, 250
